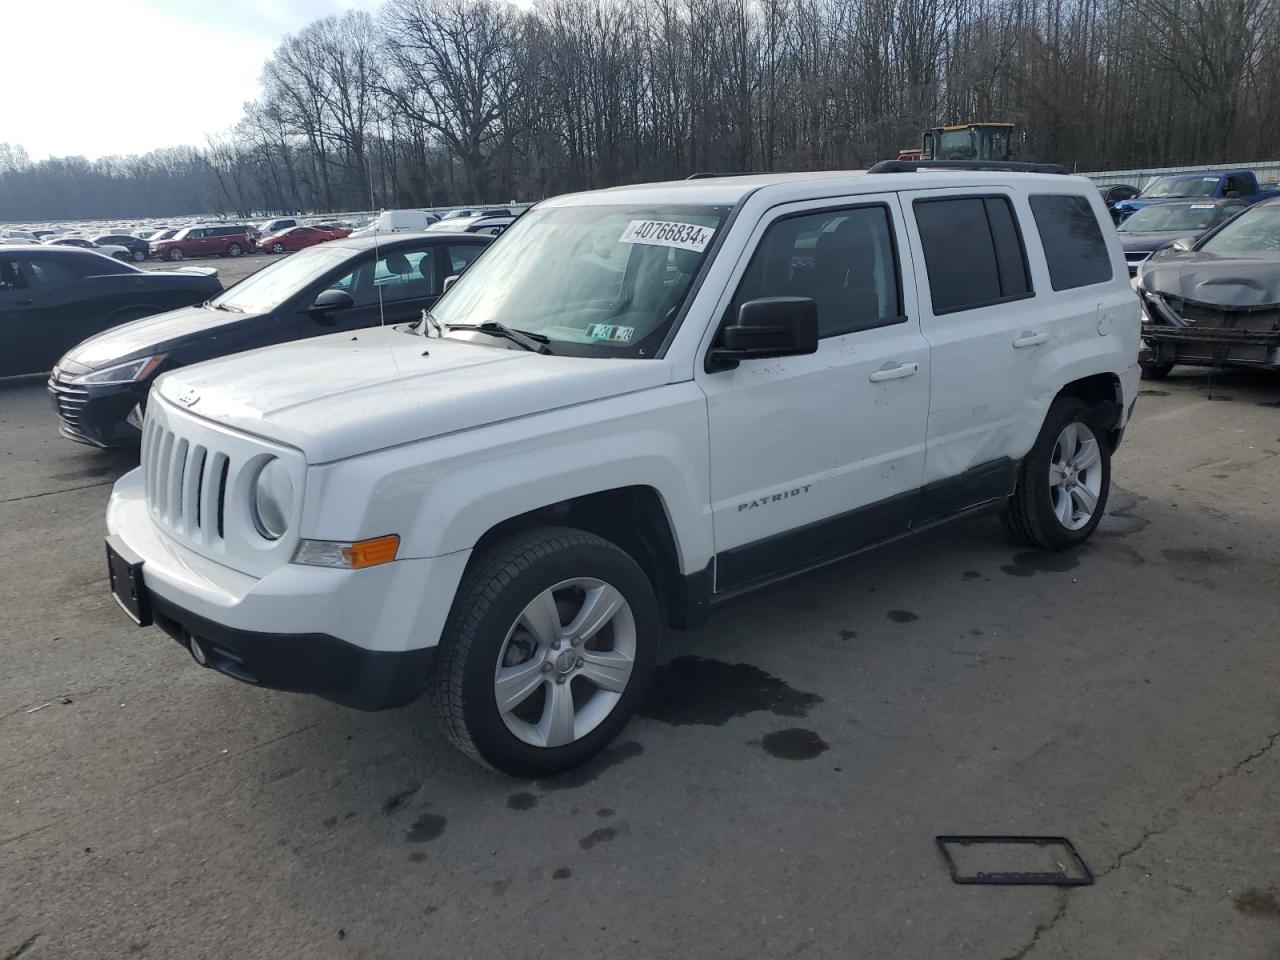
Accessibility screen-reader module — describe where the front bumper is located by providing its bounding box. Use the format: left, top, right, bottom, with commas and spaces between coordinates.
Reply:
106, 468, 471, 710
1143, 324, 1280, 370
47, 375, 144, 447
148, 591, 435, 710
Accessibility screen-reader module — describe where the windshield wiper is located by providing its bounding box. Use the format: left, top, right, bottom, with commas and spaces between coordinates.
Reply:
446, 321, 552, 354
206, 301, 242, 313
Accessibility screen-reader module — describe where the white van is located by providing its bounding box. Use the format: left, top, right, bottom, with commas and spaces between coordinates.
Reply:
349, 210, 441, 238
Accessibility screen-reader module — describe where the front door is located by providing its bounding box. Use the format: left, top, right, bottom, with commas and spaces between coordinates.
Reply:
696, 195, 932, 593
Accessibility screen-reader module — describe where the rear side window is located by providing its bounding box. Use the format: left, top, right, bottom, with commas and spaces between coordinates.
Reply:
1029, 195, 1113, 290
914, 196, 1031, 314
731, 204, 903, 337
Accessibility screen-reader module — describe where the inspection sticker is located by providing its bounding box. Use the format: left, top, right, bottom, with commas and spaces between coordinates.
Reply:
619, 220, 715, 252
585, 323, 635, 342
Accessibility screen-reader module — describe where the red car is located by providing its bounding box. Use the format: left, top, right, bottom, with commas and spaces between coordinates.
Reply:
260, 225, 350, 254
149, 224, 254, 261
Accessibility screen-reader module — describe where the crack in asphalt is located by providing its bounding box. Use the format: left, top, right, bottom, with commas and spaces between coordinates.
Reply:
999, 891, 1067, 960
1003, 726, 1280, 958
1, 480, 113, 503
2, 933, 39, 960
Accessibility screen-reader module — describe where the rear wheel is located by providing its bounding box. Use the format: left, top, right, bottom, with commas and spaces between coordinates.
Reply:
226, 242, 242, 257
168, 248, 184, 261
429, 527, 659, 777
131, 248, 146, 262
1002, 397, 1111, 550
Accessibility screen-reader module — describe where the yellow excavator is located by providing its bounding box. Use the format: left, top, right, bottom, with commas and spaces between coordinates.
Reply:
897, 122, 1017, 163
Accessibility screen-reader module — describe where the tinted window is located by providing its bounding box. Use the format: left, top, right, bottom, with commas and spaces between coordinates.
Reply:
731, 205, 902, 337
914, 196, 1032, 313
0, 260, 26, 291
27, 259, 81, 288
1029, 195, 1113, 290
446, 243, 485, 273
327, 247, 440, 307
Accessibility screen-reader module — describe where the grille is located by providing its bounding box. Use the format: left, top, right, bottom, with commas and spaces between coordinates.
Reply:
142, 415, 231, 545
48, 380, 90, 437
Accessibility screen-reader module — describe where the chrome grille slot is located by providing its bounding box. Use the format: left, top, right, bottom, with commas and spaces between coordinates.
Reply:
140, 395, 304, 576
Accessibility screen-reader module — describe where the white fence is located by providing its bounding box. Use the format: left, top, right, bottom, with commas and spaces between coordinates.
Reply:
1076, 160, 1280, 191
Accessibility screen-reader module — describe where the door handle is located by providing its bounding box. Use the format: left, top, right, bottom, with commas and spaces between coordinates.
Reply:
868, 361, 919, 382
1013, 331, 1048, 348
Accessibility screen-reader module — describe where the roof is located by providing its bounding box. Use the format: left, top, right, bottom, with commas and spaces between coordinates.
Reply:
0, 244, 121, 259
327, 231, 488, 251
543, 169, 1095, 208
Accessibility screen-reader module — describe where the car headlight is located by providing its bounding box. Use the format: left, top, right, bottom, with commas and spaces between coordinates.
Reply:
251, 457, 294, 540
72, 355, 165, 385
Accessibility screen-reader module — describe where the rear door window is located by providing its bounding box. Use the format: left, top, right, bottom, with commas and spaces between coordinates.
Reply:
913, 196, 1032, 313
445, 242, 485, 274
1028, 195, 1113, 290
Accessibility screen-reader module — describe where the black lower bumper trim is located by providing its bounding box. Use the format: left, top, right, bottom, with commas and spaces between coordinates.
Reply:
149, 593, 435, 711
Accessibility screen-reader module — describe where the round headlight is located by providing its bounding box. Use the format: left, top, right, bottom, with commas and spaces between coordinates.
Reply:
252, 457, 294, 540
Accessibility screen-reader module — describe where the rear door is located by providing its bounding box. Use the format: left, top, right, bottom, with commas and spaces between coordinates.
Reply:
899, 189, 1041, 514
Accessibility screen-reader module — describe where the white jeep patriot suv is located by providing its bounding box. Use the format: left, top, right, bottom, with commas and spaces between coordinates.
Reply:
105, 163, 1140, 776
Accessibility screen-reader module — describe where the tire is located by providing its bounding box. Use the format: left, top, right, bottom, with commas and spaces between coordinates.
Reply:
131, 248, 146, 262
429, 526, 659, 777
168, 248, 184, 261
1140, 360, 1173, 380
227, 242, 242, 257
271, 242, 285, 254
1001, 397, 1111, 550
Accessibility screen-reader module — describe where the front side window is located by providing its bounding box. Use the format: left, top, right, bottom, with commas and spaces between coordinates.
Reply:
446, 242, 485, 273
914, 196, 1031, 313
1029, 194, 1113, 290
1200, 204, 1280, 257
430, 204, 730, 357
730, 205, 902, 337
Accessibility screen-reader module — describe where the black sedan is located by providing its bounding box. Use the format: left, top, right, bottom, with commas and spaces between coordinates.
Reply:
47, 231, 491, 447
94, 233, 152, 262
1, 246, 220, 381
1118, 198, 1249, 276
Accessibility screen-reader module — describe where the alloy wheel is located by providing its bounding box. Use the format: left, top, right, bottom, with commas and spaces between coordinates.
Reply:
1049, 421, 1102, 530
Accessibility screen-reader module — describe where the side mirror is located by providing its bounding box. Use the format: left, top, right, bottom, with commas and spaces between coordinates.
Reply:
709, 297, 818, 370
1170, 236, 1198, 253
442, 274, 460, 294
309, 287, 354, 322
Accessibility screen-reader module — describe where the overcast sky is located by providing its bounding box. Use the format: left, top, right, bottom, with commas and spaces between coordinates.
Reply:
7, 0, 380, 160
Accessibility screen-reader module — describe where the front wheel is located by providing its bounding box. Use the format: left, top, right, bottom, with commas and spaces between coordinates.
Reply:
271, 242, 285, 254
168, 248, 184, 261
429, 527, 659, 777
131, 248, 146, 262
1140, 360, 1173, 380
1002, 397, 1111, 550
226, 242, 242, 257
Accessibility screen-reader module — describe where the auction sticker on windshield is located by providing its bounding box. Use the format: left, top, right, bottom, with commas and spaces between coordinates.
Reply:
620, 220, 715, 252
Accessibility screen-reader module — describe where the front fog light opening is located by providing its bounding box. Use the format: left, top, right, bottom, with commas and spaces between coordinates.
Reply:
251, 457, 294, 541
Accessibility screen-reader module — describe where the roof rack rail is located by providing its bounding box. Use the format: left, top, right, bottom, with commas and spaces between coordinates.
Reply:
685, 172, 758, 180
868, 160, 1068, 175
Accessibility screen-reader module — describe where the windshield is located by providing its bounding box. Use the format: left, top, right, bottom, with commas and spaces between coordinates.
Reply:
1199, 204, 1280, 257
1143, 176, 1218, 199
213, 244, 354, 312
430, 203, 729, 357
1119, 204, 1218, 233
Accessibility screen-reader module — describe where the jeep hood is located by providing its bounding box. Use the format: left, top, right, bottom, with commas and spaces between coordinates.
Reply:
1138, 252, 1280, 308
154, 327, 675, 463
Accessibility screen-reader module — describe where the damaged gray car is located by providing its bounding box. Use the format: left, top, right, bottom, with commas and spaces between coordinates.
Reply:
1136, 197, 1280, 379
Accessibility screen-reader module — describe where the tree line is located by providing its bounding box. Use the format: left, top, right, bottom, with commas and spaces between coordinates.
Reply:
2, 0, 1278, 221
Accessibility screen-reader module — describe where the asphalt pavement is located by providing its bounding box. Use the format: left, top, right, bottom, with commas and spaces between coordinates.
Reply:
2, 369, 1278, 959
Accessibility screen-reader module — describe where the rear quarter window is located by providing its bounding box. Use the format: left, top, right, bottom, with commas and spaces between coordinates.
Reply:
1029, 195, 1113, 290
